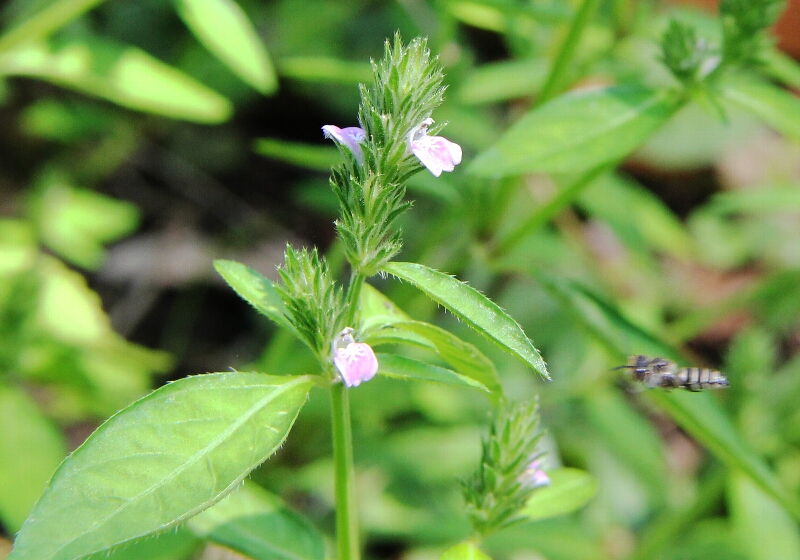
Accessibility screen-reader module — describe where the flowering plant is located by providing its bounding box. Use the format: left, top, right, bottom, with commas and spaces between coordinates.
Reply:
9, 35, 587, 560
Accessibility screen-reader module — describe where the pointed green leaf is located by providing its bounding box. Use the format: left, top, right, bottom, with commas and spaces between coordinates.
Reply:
382, 262, 549, 379
391, 321, 502, 395
0, 0, 104, 53
521, 468, 598, 521
377, 353, 489, 391
728, 471, 800, 560
253, 138, 340, 171
176, 0, 277, 94
9, 373, 313, 560
359, 283, 412, 334
0, 39, 232, 123
469, 85, 681, 177
0, 384, 67, 533
439, 543, 493, 560
214, 259, 297, 336
188, 482, 324, 560
720, 76, 800, 141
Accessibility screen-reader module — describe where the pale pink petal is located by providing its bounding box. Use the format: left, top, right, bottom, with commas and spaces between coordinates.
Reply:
407, 119, 462, 177
334, 342, 378, 387
322, 125, 366, 164
519, 459, 550, 489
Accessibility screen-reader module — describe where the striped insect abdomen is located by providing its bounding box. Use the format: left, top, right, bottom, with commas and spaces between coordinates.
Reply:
676, 367, 730, 391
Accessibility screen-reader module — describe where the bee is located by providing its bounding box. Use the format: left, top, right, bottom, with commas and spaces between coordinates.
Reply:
617, 355, 730, 391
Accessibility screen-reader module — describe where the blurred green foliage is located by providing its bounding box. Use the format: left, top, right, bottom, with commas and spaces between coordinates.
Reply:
1, 0, 800, 559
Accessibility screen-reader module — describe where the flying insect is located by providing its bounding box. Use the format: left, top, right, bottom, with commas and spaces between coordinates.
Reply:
617, 355, 729, 391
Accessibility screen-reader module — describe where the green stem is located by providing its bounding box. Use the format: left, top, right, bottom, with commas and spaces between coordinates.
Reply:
329, 270, 365, 560
330, 383, 360, 560
538, 0, 601, 105
492, 163, 609, 258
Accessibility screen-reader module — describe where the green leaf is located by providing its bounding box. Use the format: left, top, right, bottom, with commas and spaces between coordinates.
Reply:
37, 257, 111, 345
188, 482, 324, 560
0, 384, 67, 533
9, 373, 313, 560
377, 353, 489, 391
391, 321, 502, 396
0, 39, 232, 123
521, 468, 598, 521
469, 85, 681, 177
87, 527, 200, 560
382, 262, 549, 379
720, 76, 800, 141
0, 219, 37, 276
32, 172, 140, 269
175, 0, 277, 94
0, 0, 104, 53
276, 56, 373, 85
359, 282, 412, 334
439, 542, 494, 560
728, 471, 800, 560
459, 58, 548, 105
253, 138, 341, 171
214, 259, 297, 336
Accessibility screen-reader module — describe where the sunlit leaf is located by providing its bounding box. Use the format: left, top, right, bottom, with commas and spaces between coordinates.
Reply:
521, 468, 598, 521
176, 0, 277, 94
469, 85, 681, 177
459, 58, 548, 105
0, 219, 37, 276
439, 542, 493, 560
377, 353, 489, 391
0, 39, 232, 123
382, 262, 549, 379
0, 385, 66, 533
9, 373, 313, 560
253, 138, 340, 171
0, 0, 104, 53
188, 482, 325, 560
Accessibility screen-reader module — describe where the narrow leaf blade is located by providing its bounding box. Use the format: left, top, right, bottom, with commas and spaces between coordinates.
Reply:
176, 0, 277, 94
9, 373, 313, 560
382, 262, 549, 379
214, 259, 297, 335
469, 85, 680, 177
377, 353, 489, 391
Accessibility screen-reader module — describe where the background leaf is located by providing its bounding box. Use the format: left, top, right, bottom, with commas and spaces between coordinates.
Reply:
0, 384, 67, 533
188, 482, 325, 560
0, 39, 232, 123
721, 76, 800, 141
9, 373, 313, 560
469, 85, 681, 177
521, 468, 598, 521
175, 0, 277, 94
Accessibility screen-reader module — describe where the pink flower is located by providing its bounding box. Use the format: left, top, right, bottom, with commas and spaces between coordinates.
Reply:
322, 125, 366, 164
408, 118, 462, 177
519, 460, 550, 489
334, 340, 379, 388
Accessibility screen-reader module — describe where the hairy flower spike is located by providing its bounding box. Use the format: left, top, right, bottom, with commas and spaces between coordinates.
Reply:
408, 118, 462, 176
461, 400, 547, 537
326, 34, 453, 276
